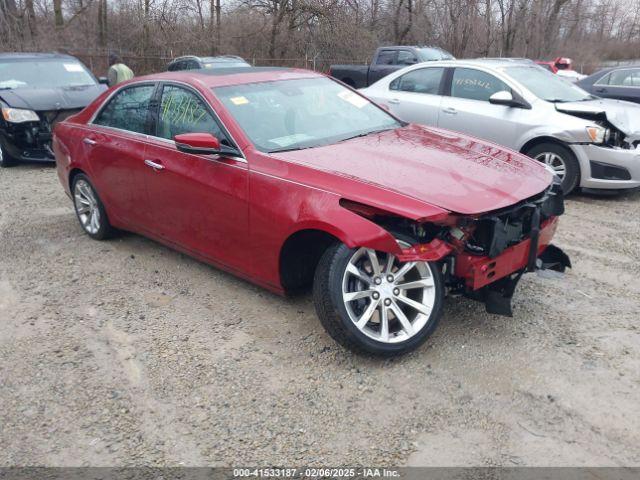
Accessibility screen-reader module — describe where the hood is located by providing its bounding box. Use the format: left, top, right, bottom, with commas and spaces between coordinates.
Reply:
274, 125, 552, 215
556, 98, 640, 140
0, 84, 106, 111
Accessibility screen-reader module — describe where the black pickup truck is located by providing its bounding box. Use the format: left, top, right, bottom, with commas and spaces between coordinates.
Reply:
329, 46, 454, 89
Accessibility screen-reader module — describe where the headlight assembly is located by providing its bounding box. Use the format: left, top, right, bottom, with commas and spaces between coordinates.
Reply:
1, 107, 39, 123
585, 125, 607, 144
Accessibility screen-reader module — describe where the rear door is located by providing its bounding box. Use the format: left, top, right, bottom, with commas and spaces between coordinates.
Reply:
438, 67, 521, 148
384, 67, 445, 126
142, 82, 249, 271
85, 83, 157, 228
593, 68, 640, 103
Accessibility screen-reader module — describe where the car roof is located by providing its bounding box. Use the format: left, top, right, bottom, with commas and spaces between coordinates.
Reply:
0, 52, 78, 61
134, 66, 322, 88
170, 55, 246, 63
398, 59, 536, 70
200, 56, 247, 63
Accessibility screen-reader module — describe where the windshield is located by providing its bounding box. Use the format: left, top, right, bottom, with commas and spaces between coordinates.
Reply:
503, 65, 591, 102
417, 48, 454, 61
0, 59, 96, 90
215, 77, 401, 152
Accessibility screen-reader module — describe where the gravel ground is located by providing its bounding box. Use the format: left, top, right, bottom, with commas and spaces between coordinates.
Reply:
1, 163, 639, 467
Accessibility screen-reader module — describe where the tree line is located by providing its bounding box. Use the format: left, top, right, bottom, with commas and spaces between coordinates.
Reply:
1, 0, 638, 74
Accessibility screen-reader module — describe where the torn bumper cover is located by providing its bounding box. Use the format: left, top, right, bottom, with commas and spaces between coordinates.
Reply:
398, 180, 571, 317
462, 238, 571, 317
457, 217, 571, 317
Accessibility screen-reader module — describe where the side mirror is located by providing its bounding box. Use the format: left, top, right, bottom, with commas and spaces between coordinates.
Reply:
489, 90, 529, 108
174, 132, 240, 157
175, 133, 221, 154
98, 77, 109, 85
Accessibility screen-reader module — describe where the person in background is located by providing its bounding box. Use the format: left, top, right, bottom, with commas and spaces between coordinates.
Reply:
107, 53, 134, 87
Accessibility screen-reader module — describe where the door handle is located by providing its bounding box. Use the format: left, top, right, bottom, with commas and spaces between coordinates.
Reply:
388, 98, 400, 104
83, 138, 97, 146
144, 159, 165, 171
442, 107, 457, 115
595, 87, 606, 93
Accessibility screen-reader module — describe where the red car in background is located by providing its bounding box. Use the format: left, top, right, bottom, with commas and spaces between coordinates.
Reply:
536, 57, 585, 82
53, 67, 570, 356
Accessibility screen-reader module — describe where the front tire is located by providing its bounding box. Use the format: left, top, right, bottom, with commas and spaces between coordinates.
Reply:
313, 240, 444, 356
72, 173, 115, 240
0, 144, 16, 168
525, 142, 580, 194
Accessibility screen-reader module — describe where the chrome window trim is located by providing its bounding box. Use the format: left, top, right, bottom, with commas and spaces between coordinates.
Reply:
88, 79, 247, 163
74, 124, 247, 169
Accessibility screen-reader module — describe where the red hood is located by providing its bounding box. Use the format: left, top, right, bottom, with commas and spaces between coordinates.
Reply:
274, 125, 552, 215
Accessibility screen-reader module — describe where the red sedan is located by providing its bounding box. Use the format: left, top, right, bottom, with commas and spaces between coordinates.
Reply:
53, 67, 570, 356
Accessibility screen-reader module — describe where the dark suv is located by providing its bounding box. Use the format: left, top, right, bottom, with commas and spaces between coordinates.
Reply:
167, 55, 250, 72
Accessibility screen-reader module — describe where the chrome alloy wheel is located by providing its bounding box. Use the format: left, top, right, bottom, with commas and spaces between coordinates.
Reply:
341, 243, 436, 344
73, 179, 101, 235
535, 152, 566, 179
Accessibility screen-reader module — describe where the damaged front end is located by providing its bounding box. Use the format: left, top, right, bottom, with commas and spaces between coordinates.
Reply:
391, 178, 571, 317
0, 108, 80, 162
556, 101, 640, 150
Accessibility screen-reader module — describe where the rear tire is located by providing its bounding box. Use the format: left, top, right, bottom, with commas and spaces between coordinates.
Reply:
72, 173, 115, 240
313, 239, 444, 356
525, 142, 580, 194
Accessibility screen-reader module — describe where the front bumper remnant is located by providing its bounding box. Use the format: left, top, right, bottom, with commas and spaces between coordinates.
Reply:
468, 243, 571, 317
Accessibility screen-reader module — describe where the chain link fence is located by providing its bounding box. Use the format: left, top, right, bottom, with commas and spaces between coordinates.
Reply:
70, 51, 369, 77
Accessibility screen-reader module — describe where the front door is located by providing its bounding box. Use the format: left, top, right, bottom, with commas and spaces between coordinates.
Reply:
438, 67, 521, 149
142, 83, 249, 272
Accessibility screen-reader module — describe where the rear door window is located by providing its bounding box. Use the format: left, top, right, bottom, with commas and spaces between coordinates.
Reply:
94, 84, 155, 134
451, 68, 510, 101
390, 67, 444, 94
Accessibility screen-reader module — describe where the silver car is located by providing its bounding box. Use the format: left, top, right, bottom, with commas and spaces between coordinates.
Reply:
361, 59, 640, 193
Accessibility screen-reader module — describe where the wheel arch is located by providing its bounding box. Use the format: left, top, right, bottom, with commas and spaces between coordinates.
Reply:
519, 135, 569, 155
279, 228, 342, 294
69, 167, 86, 191
519, 136, 582, 191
